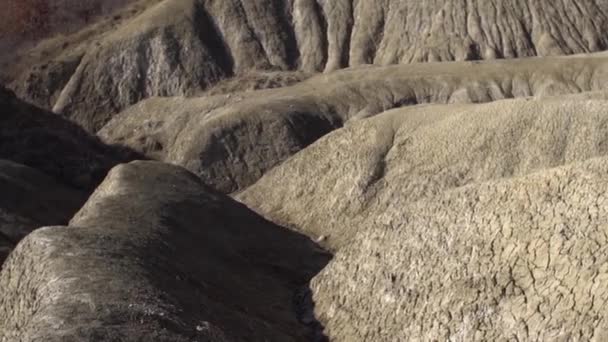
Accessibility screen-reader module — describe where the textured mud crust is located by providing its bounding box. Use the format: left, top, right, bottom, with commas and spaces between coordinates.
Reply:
239, 96, 608, 340
312, 157, 608, 341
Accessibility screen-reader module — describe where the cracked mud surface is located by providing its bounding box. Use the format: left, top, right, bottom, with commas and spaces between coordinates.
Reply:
239, 96, 608, 340
313, 156, 608, 341
5, 1, 608, 341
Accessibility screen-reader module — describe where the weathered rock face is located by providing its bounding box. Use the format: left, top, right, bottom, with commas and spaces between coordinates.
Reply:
10, 54, 85, 110
238, 96, 608, 340
0, 159, 85, 266
101, 54, 608, 193
0, 161, 330, 341
10, 0, 608, 131
0, 86, 138, 190
99, 88, 343, 193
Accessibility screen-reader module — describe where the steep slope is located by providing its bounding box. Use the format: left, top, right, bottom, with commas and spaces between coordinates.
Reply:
101, 54, 608, 193
0, 161, 330, 341
0, 160, 85, 266
237, 96, 608, 340
0, 86, 138, 190
9, 0, 608, 130
0, 86, 140, 266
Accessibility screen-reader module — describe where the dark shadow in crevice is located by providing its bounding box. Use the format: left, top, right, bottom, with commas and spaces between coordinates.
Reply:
294, 284, 330, 342
274, 0, 301, 70
193, 2, 235, 77
134, 185, 334, 340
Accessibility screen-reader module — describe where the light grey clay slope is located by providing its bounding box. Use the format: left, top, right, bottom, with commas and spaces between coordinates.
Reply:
236, 95, 608, 339
102, 54, 608, 193
239, 96, 608, 247
312, 156, 608, 341
5, 1, 608, 340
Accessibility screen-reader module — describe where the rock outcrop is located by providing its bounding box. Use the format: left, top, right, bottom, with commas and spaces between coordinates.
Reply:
9, 0, 608, 131
52, 0, 234, 132
238, 96, 608, 340
0, 161, 330, 341
101, 54, 608, 193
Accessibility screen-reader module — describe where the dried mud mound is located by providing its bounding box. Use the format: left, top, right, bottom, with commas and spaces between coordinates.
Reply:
238, 96, 608, 340
102, 54, 608, 193
0, 161, 330, 341
10, 0, 608, 130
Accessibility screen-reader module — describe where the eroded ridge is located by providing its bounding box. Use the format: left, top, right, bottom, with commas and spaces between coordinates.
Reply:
0, 161, 330, 341
9, 0, 608, 130
102, 55, 608, 193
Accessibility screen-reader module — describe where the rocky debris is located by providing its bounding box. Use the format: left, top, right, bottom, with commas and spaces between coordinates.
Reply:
0, 161, 330, 341
101, 54, 608, 193
9, 0, 608, 131
0, 86, 139, 190
0, 159, 85, 266
238, 96, 608, 339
